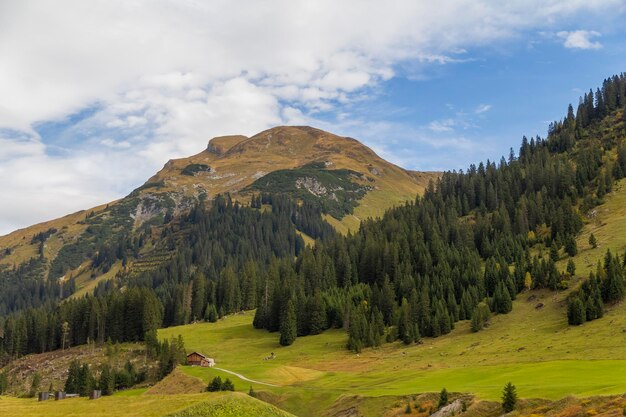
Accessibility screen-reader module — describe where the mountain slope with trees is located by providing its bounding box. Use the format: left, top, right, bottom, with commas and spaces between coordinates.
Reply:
1, 74, 626, 386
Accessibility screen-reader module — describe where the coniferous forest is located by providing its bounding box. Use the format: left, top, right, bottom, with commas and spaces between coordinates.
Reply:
2, 74, 626, 362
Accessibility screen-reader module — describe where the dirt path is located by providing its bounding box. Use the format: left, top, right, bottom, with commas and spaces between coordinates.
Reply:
214, 367, 280, 387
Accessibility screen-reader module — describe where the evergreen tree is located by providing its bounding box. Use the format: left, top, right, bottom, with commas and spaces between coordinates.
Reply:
567, 297, 585, 325
0, 372, 8, 395
470, 302, 491, 332
307, 292, 327, 335
65, 360, 81, 394
191, 272, 206, 321
99, 364, 115, 396
550, 243, 560, 262
566, 259, 576, 276
279, 299, 297, 346
565, 236, 578, 257
78, 363, 95, 397
589, 234, 598, 249
204, 304, 218, 323
207, 376, 223, 392
222, 378, 235, 391
502, 382, 517, 413
438, 387, 449, 408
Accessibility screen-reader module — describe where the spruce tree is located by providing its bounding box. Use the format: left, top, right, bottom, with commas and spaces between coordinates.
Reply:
502, 382, 517, 412
99, 364, 115, 395
550, 243, 560, 262
279, 299, 297, 346
566, 259, 576, 276
221, 378, 235, 391
567, 297, 585, 325
565, 236, 577, 257
207, 376, 223, 392
0, 372, 8, 395
398, 298, 412, 344
589, 234, 598, 249
65, 360, 81, 393
438, 387, 449, 408
307, 292, 327, 335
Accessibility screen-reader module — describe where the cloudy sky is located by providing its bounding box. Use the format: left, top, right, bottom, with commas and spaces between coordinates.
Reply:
1, 1, 626, 235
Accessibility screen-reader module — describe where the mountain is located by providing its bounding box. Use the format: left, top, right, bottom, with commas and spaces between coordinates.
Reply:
2, 74, 626, 417
139, 126, 435, 230
0, 126, 438, 313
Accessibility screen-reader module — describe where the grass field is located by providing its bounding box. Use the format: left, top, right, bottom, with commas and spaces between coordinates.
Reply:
0, 392, 292, 417
165, 392, 295, 417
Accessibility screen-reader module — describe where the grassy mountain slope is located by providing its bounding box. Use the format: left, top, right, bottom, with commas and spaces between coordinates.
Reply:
145, 126, 436, 228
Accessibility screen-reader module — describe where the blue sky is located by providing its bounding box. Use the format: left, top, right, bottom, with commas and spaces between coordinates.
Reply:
1, 1, 626, 234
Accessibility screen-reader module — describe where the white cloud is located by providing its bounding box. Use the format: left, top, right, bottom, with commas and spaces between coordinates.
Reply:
0, 0, 622, 234
100, 138, 131, 149
475, 104, 493, 114
429, 119, 456, 133
557, 30, 603, 49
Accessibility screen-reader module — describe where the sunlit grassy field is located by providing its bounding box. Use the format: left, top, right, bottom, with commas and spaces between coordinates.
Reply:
0, 391, 294, 417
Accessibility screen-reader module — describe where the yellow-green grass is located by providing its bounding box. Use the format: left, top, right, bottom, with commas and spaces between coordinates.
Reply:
113, 388, 150, 397
70, 261, 122, 299
0, 393, 210, 417
0, 392, 291, 417
165, 392, 295, 417
559, 178, 626, 277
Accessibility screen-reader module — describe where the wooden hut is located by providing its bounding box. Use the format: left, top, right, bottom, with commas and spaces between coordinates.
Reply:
187, 352, 215, 367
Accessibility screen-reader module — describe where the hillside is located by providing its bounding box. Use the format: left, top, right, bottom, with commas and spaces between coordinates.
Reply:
2, 74, 626, 417
0, 342, 150, 396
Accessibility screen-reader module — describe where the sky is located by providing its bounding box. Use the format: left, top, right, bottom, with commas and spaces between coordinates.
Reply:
1, 1, 626, 235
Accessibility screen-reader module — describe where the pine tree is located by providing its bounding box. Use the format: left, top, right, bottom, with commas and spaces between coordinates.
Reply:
502, 382, 517, 412
589, 234, 598, 249
438, 387, 449, 408
99, 364, 115, 395
191, 272, 206, 321
65, 360, 81, 394
207, 376, 223, 392
398, 298, 413, 344
221, 378, 235, 391
567, 297, 585, 325
565, 236, 577, 257
567, 259, 576, 276
550, 243, 560, 262
279, 299, 297, 346
471, 302, 491, 332
0, 372, 8, 395
204, 304, 218, 323
307, 292, 327, 335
